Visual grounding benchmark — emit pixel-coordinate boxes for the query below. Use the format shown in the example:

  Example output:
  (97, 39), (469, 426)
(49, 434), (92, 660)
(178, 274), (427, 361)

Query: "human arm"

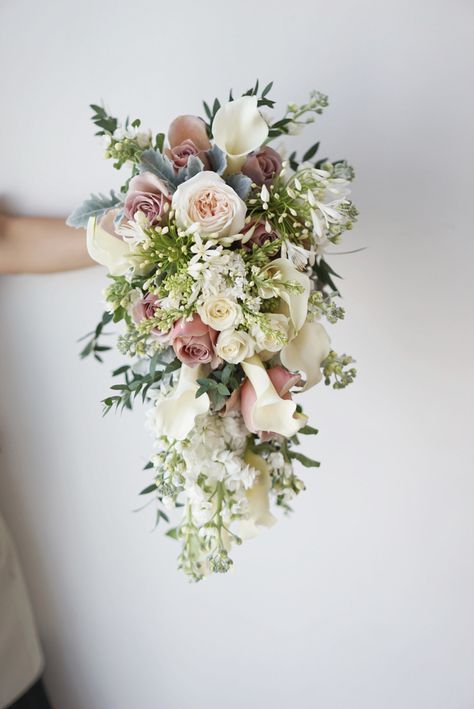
(0, 215), (94, 274)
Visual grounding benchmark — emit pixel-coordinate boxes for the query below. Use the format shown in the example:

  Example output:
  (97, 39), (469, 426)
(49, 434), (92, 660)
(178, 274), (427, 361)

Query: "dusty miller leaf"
(207, 144), (227, 175)
(66, 190), (122, 228)
(139, 149), (185, 191)
(225, 173), (252, 200)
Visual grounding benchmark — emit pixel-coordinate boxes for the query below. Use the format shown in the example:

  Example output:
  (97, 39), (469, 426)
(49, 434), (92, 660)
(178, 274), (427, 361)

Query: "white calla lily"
(212, 96), (269, 172)
(86, 216), (131, 276)
(152, 364), (210, 441)
(281, 320), (331, 390)
(239, 449), (276, 539)
(241, 355), (304, 437)
(260, 257), (310, 335)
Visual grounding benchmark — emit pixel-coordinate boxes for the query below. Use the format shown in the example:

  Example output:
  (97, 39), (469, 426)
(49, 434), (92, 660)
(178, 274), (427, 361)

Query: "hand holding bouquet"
(69, 81), (358, 581)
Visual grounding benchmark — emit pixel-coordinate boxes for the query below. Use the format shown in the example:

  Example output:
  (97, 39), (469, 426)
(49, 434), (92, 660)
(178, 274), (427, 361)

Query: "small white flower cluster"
(288, 165), (356, 257)
(267, 451), (304, 506)
(147, 412), (266, 579)
(152, 414), (258, 528)
(177, 413), (256, 524)
(189, 235), (248, 305)
(103, 125), (152, 150)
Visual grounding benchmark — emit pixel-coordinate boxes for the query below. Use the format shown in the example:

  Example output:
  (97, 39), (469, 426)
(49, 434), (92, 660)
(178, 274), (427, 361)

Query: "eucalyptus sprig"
(102, 350), (180, 414)
(78, 311), (113, 362)
(196, 363), (245, 412)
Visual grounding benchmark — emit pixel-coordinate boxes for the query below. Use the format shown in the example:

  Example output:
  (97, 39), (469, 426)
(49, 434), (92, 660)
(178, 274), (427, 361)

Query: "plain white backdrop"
(1, 0), (473, 707)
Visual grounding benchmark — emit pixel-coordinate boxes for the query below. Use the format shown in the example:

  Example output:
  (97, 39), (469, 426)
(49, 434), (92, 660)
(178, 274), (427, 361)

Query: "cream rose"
(215, 329), (255, 364)
(252, 313), (291, 355)
(172, 171), (246, 237)
(198, 296), (241, 331)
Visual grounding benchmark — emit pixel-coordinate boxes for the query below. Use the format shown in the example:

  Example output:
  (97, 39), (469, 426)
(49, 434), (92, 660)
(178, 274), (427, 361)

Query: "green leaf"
(139, 484), (157, 495)
(164, 359), (181, 374)
(128, 379), (142, 391)
(289, 451), (320, 468)
(154, 132), (165, 152)
(303, 141), (320, 162)
(143, 461), (153, 470)
(262, 81), (273, 97)
(166, 527), (178, 540)
(90, 103), (118, 136)
(298, 425), (319, 435)
(112, 307), (124, 323)
(113, 365), (130, 377)
(80, 341), (93, 358)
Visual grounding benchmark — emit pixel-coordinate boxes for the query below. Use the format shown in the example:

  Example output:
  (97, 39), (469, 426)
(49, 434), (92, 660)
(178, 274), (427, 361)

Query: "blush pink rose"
(240, 366), (301, 438)
(124, 172), (171, 225)
(242, 220), (279, 250)
(171, 314), (220, 368)
(132, 292), (171, 343)
(132, 292), (159, 323)
(241, 146), (282, 186)
(167, 116), (211, 170)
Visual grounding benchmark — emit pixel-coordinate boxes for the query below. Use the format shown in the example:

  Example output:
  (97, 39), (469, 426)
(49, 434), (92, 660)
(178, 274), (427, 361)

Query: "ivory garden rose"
(172, 171), (246, 237)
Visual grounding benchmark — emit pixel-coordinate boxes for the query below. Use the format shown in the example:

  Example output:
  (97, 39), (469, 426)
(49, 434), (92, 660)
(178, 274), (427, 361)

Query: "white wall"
(0, 1), (473, 707)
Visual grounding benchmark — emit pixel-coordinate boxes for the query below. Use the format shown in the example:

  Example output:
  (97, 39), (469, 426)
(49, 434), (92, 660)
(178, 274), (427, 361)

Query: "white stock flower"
(212, 96), (269, 172)
(86, 215), (131, 276)
(238, 450), (276, 539)
(151, 364), (210, 441)
(172, 171), (246, 238)
(198, 296), (241, 331)
(215, 329), (255, 364)
(259, 257), (310, 335)
(281, 320), (331, 390)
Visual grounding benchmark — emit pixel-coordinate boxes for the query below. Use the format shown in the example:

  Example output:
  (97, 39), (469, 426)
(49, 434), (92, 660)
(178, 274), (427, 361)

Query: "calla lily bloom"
(238, 449), (277, 539)
(240, 356), (304, 438)
(212, 96), (269, 172)
(152, 364), (210, 441)
(86, 214), (131, 276)
(281, 320), (331, 390)
(260, 257), (310, 335)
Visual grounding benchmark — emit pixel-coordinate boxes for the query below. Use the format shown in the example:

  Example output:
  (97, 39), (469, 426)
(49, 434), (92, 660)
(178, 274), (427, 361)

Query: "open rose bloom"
(70, 82), (358, 580)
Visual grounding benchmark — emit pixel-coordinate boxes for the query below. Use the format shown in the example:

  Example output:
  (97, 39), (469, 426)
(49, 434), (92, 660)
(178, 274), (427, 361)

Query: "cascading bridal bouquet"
(69, 81), (358, 581)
